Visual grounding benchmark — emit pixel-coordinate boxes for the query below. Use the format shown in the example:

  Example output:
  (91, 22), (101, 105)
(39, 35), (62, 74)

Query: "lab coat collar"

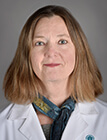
(7, 101), (99, 140)
(8, 101), (98, 120)
(78, 101), (99, 115)
(7, 104), (31, 120)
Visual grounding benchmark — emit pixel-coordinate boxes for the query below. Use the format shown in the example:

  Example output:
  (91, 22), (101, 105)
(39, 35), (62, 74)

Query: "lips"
(44, 63), (60, 67)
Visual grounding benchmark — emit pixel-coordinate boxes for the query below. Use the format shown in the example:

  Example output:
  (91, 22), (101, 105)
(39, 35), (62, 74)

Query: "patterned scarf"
(33, 94), (75, 140)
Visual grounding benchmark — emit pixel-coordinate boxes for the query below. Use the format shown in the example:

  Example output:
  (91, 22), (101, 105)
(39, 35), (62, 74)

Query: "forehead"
(34, 15), (69, 35)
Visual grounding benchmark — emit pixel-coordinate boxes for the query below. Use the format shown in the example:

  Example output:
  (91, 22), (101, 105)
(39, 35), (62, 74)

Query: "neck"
(40, 79), (71, 106)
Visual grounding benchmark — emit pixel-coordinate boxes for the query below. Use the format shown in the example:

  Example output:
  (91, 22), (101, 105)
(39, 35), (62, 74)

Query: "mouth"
(44, 63), (60, 67)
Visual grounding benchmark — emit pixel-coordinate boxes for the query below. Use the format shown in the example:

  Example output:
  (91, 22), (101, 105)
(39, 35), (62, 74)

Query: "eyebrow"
(33, 34), (70, 39)
(33, 36), (46, 39)
(57, 34), (70, 38)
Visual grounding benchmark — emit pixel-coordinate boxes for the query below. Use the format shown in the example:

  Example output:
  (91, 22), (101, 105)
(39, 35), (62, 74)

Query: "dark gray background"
(0, 0), (107, 111)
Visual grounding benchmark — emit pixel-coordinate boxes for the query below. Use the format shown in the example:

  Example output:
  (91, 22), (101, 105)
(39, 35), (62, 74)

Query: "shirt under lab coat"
(0, 99), (107, 140)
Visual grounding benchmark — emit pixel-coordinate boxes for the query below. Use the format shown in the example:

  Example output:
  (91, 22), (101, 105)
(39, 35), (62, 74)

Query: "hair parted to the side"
(3, 5), (103, 104)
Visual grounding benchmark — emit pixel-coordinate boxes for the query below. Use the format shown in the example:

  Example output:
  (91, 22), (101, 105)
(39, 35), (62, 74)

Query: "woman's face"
(30, 15), (75, 83)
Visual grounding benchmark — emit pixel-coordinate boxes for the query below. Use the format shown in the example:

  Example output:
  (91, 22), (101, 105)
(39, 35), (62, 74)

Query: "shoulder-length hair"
(3, 5), (103, 104)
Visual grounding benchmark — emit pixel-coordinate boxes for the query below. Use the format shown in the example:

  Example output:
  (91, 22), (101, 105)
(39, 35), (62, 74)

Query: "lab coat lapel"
(61, 101), (98, 140)
(8, 104), (46, 140)
(61, 103), (88, 140)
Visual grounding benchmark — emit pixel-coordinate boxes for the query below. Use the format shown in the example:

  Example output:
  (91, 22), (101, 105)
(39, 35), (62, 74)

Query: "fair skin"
(30, 15), (75, 124)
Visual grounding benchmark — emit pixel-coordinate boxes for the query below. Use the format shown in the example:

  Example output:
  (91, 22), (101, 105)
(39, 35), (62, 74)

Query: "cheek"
(70, 52), (75, 66)
(67, 55), (75, 72)
(30, 52), (41, 73)
(64, 48), (75, 69)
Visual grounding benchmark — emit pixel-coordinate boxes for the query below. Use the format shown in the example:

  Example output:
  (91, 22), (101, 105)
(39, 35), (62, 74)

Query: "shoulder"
(94, 99), (107, 116)
(0, 103), (33, 120)
(0, 104), (14, 118)
(94, 99), (107, 112)
(95, 98), (107, 107)
(76, 99), (107, 128)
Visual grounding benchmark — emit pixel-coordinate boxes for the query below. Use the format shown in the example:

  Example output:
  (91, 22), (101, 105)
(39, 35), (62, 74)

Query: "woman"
(0, 5), (107, 140)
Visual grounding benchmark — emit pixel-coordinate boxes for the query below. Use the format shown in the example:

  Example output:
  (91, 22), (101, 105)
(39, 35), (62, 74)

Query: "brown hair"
(3, 5), (103, 104)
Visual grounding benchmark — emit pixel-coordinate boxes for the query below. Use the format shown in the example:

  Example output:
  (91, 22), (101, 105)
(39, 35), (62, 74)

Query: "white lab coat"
(0, 99), (107, 140)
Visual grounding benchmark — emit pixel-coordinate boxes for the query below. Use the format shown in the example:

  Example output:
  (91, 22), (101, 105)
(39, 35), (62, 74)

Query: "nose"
(44, 43), (58, 58)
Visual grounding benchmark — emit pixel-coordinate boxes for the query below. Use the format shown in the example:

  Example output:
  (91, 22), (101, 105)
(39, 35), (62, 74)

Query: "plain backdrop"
(0, 0), (107, 111)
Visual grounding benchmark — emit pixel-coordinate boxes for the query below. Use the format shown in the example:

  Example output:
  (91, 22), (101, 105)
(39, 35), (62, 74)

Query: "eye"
(58, 40), (68, 45)
(35, 41), (45, 46)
